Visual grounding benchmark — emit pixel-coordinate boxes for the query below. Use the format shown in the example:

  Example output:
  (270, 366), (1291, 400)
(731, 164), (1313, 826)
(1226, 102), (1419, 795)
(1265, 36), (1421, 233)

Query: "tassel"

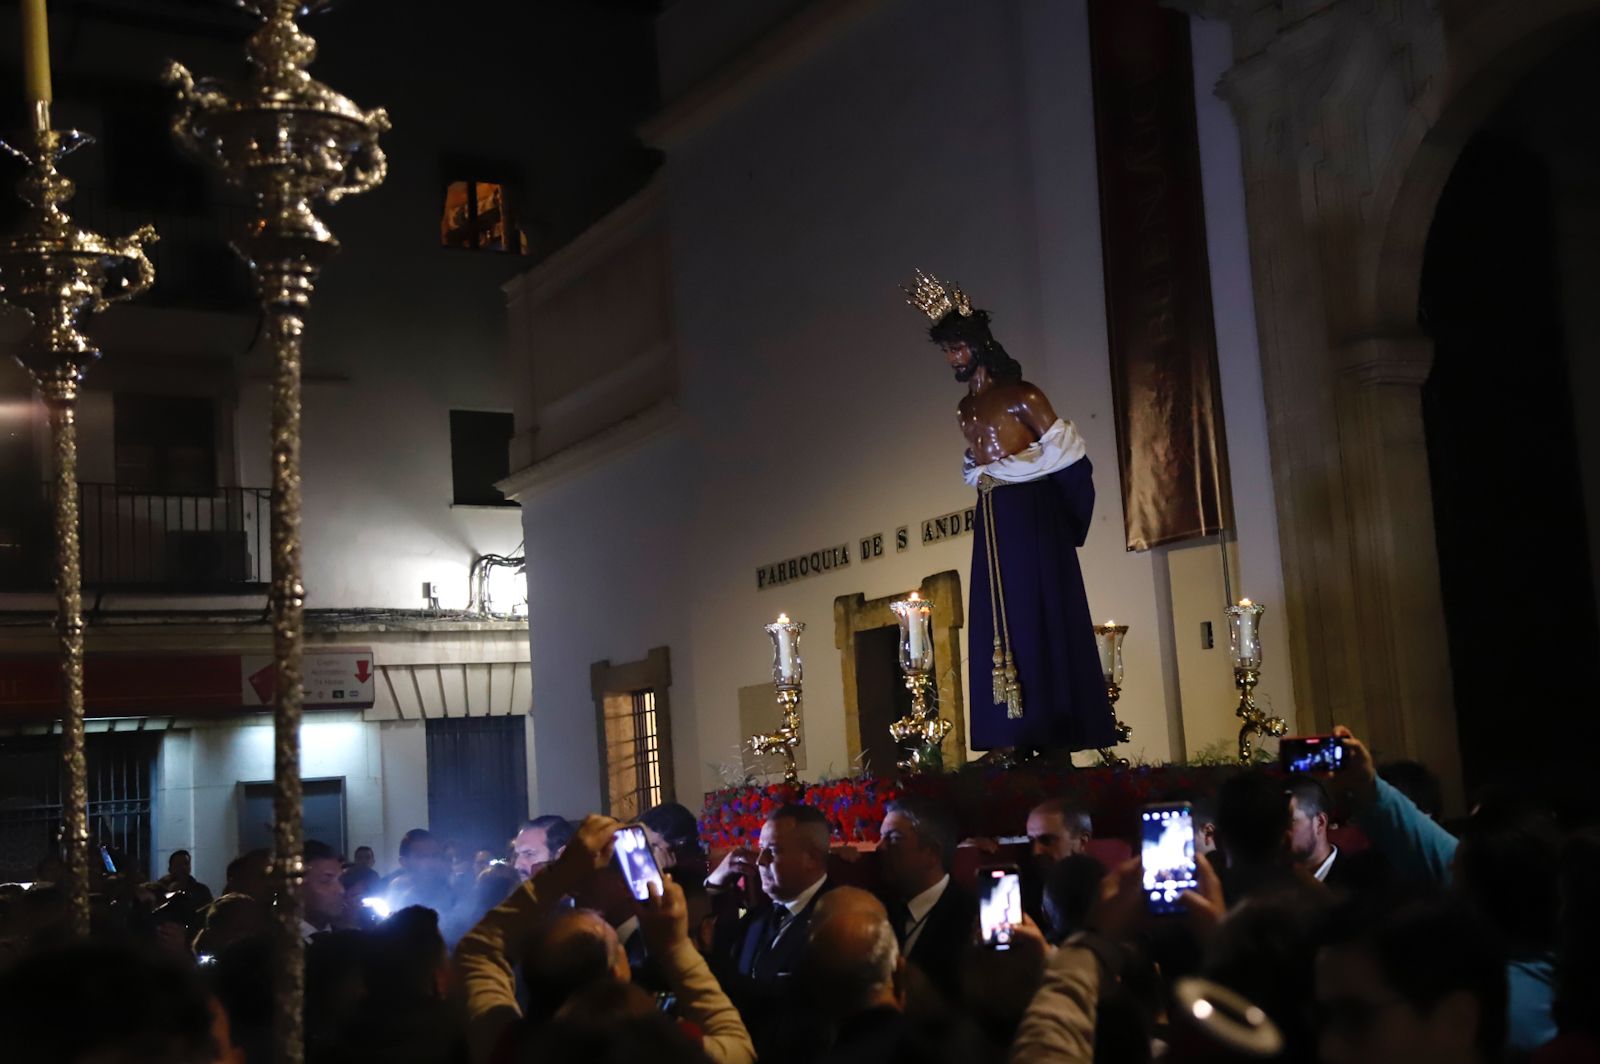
(1004, 656), (1023, 719)
(992, 643), (1006, 705)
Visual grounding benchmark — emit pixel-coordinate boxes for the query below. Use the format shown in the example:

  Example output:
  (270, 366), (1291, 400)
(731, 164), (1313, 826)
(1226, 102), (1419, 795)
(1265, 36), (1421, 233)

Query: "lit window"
(601, 690), (666, 821)
(440, 180), (528, 254)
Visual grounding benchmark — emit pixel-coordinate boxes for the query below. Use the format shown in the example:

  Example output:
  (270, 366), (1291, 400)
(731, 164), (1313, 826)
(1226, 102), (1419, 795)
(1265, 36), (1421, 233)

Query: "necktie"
(769, 904), (792, 945)
(749, 905), (792, 977)
(888, 901), (911, 944)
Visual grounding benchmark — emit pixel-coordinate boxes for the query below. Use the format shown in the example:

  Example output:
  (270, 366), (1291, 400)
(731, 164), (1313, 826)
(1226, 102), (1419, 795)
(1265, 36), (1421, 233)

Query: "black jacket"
(713, 878), (835, 1064)
(896, 880), (977, 1002)
(730, 878), (831, 984)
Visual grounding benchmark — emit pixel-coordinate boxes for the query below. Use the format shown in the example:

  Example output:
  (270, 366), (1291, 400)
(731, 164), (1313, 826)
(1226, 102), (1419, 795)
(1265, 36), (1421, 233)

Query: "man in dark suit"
(1288, 775), (1387, 896)
(708, 803), (834, 1062)
(877, 796), (976, 1001)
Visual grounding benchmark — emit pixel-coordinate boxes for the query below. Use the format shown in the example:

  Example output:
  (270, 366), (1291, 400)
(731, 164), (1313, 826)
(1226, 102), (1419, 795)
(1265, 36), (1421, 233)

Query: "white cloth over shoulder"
(963, 418), (1088, 487)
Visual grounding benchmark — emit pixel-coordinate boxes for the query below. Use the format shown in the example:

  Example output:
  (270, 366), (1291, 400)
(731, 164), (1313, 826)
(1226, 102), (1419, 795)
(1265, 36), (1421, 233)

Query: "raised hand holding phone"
(637, 874), (689, 954)
(1140, 802), (1198, 915)
(543, 814), (622, 895)
(613, 824), (665, 902)
(1321, 725), (1379, 813)
(978, 864), (1023, 949)
(1279, 735), (1350, 774)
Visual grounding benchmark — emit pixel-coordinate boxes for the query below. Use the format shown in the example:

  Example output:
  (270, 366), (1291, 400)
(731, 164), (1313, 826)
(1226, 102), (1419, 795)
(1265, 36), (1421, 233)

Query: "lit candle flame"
(1104, 619), (1115, 627)
(908, 591), (920, 602)
(1238, 598), (1253, 608)
(776, 613), (789, 625)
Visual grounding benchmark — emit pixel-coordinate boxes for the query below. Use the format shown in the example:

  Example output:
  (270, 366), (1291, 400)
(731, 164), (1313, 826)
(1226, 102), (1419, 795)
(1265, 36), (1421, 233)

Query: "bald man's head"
(813, 885), (889, 924)
(803, 886), (904, 1019)
(523, 908), (631, 1017)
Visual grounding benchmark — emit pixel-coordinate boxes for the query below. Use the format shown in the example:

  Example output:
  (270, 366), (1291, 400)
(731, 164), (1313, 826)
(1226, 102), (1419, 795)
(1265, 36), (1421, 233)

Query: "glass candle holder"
(1093, 621), (1128, 686)
(1225, 599), (1265, 670)
(765, 614), (805, 686)
(889, 591), (934, 673)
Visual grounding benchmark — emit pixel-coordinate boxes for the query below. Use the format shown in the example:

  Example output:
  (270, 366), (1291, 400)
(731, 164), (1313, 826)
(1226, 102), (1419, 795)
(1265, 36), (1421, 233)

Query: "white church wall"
(516, 0), (1288, 812)
(1189, 15), (1298, 732)
(520, 431), (694, 815)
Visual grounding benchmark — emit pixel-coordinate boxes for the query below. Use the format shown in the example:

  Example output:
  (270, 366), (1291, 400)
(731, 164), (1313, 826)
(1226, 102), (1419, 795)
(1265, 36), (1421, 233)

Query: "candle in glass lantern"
(1097, 620), (1115, 682)
(21, 0), (51, 105)
(1227, 599), (1264, 669)
(772, 614), (798, 682)
(907, 592), (926, 663)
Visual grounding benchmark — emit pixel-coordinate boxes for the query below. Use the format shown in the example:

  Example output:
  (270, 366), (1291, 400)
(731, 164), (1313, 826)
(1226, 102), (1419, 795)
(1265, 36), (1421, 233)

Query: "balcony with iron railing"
(0, 482), (270, 594)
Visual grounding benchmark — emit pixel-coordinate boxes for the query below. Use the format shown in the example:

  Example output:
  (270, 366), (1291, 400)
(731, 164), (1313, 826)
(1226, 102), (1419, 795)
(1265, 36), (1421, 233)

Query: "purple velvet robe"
(967, 456), (1116, 751)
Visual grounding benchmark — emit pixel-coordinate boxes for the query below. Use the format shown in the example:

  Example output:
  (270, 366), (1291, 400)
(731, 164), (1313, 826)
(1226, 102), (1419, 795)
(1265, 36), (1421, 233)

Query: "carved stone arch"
(1368, 1), (1600, 331)
(1187, 0), (1600, 810)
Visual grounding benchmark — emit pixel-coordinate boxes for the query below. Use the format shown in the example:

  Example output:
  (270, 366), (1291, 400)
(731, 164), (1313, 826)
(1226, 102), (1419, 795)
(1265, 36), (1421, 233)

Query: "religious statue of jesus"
(906, 269), (1116, 754)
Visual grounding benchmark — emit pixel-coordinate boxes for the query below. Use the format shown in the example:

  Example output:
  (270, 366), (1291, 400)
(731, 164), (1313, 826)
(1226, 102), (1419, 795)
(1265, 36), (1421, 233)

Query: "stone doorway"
(1418, 35), (1600, 800)
(833, 570), (966, 774)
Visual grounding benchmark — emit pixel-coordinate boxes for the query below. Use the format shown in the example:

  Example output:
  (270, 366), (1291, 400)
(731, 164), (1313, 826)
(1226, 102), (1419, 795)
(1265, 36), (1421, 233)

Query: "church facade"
(506, 0), (1600, 817)
(501, 0), (1295, 815)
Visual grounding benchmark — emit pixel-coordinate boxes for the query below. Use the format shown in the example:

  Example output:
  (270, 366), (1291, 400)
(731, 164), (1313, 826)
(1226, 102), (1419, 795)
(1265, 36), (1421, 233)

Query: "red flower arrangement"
(700, 763), (1237, 853)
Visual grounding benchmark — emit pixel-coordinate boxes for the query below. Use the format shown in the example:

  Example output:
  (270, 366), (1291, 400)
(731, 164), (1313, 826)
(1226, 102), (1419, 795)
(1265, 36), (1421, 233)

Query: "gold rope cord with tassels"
(979, 476), (1023, 718)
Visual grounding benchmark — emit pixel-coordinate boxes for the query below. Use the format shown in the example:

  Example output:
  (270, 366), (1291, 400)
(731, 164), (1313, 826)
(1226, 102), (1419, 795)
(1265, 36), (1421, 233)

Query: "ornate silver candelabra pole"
(167, 4), (387, 1060)
(888, 592), (952, 772)
(1226, 598), (1285, 762)
(0, 100), (156, 934)
(1094, 621), (1133, 768)
(751, 614), (805, 785)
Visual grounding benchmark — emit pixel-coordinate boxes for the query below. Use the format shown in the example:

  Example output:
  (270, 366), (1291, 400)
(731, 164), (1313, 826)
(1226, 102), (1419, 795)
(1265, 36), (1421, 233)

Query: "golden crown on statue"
(903, 267), (975, 321)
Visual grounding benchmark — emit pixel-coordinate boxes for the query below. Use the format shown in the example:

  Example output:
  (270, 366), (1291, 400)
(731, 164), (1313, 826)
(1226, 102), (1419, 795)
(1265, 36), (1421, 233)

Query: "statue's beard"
(953, 362), (977, 383)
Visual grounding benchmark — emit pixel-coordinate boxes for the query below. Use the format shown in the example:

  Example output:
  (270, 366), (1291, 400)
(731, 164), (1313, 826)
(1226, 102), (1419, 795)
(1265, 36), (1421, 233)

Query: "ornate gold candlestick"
(1227, 599), (1285, 762)
(888, 592), (952, 772)
(750, 614), (805, 785)
(168, 4), (387, 1060)
(0, 102), (156, 934)
(1094, 621), (1132, 767)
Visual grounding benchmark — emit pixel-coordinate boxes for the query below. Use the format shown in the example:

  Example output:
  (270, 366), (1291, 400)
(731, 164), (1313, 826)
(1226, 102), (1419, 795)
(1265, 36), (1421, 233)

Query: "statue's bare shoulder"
(960, 379), (1062, 463)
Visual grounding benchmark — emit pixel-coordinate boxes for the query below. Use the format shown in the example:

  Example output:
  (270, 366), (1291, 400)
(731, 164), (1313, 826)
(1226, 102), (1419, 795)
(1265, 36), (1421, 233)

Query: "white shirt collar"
(777, 873), (828, 918)
(907, 874), (950, 926)
(903, 874), (950, 954)
(1312, 845), (1339, 882)
(300, 918), (324, 942)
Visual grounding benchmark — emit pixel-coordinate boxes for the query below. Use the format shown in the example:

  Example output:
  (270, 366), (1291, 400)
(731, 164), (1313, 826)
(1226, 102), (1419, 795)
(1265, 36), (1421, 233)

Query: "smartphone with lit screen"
(977, 864), (1022, 949)
(613, 825), (665, 902)
(1141, 802), (1197, 915)
(1279, 735), (1349, 774)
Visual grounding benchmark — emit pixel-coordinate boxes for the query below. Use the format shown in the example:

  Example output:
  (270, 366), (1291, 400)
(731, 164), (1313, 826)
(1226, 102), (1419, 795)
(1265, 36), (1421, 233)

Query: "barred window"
(600, 690), (665, 821)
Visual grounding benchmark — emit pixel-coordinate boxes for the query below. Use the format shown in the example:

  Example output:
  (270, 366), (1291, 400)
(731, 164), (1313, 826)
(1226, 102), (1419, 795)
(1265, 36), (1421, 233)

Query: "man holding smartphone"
(454, 814), (755, 1064)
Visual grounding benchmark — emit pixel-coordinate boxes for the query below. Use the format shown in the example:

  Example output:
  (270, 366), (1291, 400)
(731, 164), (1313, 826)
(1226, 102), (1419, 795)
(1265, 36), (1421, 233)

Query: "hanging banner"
(1088, 0), (1234, 551)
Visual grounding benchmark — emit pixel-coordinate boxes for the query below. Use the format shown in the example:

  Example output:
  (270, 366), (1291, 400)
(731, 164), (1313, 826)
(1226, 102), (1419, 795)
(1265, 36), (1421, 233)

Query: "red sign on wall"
(0, 647), (375, 723)
(240, 649), (375, 710)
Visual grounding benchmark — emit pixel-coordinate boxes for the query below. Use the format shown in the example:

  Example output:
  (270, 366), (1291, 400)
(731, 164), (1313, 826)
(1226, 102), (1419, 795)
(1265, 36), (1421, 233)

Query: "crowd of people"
(2, 724), (1597, 1064)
